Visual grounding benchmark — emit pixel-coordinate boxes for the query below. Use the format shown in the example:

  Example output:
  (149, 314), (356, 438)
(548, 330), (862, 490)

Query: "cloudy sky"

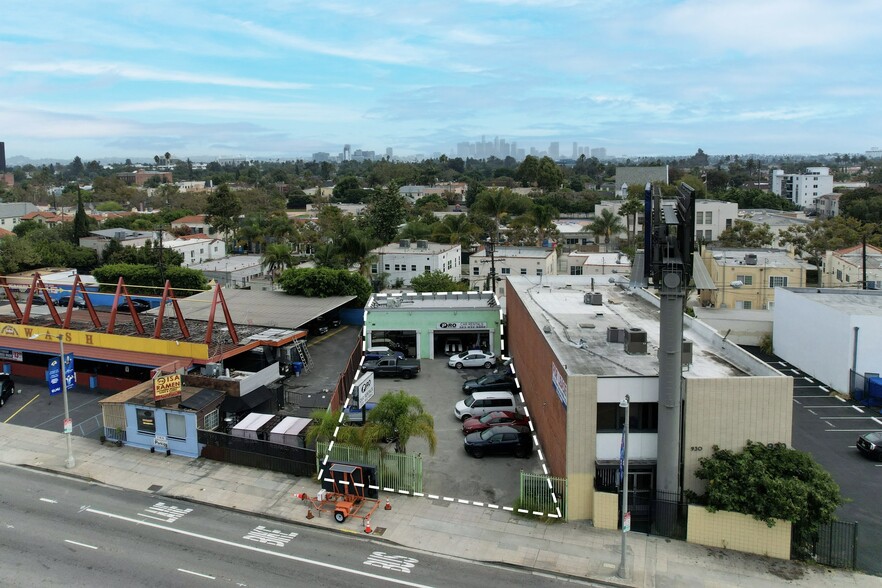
(2, 0), (881, 162)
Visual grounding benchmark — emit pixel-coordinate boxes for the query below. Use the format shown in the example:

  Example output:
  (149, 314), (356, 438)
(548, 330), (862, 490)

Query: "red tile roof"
(172, 214), (208, 224)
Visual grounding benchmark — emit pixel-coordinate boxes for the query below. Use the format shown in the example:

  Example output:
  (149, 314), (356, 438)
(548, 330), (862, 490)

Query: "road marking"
(794, 395), (835, 398)
(848, 445), (857, 448)
(825, 429), (882, 432)
(2, 394), (41, 423)
(65, 539), (97, 550)
(800, 405), (857, 409)
(243, 525), (297, 547)
(804, 377), (814, 384)
(822, 416), (882, 420)
(364, 551), (418, 574)
(825, 421), (835, 427)
(820, 386), (829, 393)
(86, 508), (435, 588)
(139, 502), (192, 524)
(793, 399), (802, 405)
(836, 396), (846, 402)
(40, 498), (58, 504)
(808, 410), (816, 415)
(178, 569), (215, 580)
(852, 405), (865, 413)
(873, 418), (882, 426)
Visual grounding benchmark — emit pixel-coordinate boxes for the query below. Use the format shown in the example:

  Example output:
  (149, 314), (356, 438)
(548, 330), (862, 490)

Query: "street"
(0, 464), (585, 587)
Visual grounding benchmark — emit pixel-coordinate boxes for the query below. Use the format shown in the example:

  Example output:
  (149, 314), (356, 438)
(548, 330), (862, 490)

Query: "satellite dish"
(730, 280), (744, 288)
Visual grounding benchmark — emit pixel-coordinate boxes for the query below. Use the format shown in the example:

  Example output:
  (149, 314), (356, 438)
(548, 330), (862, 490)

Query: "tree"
(205, 184), (243, 250)
(277, 267), (372, 306)
(470, 188), (530, 241)
(536, 156), (564, 191)
(261, 243), (295, 281)
(691, 441), (842, 560)
(590, 208), (625, 244)
(164, 151), (171, 166)
(72, 188), (91, 240)
(515, 155), (540, 187)
(362, 182), (408, 244)
(717, 220), (774, 247)
(409, 270), (468, 293)
(431, 214), (481, 249)
(778, 217), (868, 285)
(365, 391), (437, 455)
(304, 408), (371, 448)
(617, 195), (643, 246)
(92, 264), (207, 294)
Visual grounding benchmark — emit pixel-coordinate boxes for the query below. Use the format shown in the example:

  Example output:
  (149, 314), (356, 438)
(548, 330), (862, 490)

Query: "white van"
(454, 391), (517, 421)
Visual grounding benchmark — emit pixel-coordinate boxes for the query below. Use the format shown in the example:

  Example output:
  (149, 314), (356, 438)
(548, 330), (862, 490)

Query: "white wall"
(596, 376), (658, 403)
(597, 432), (656, 461)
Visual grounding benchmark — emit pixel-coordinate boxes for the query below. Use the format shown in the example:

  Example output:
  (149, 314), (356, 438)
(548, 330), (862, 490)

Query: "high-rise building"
(0, 141), (5, 172)
(343, 144), (351, 161)
(386, 147), (393, 159)
(591, 147), (607, 159)
(572, 142), (578, 159)
(549, 142), (560, 159)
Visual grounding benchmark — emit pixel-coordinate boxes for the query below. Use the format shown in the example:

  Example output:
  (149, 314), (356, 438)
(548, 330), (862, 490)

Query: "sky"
(2, 0), (882, 162)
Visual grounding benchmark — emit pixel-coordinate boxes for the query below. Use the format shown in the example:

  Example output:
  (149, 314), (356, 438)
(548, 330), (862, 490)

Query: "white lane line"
(873, 418), (882, 426)
(86, 508), (435, 588)
(825, 421), (835, 427)
(793, 399), (802, 405)
(805, 378), (814, 384)
(178, 569), (215, 580)
(808, 410), (817, 415)
(825, 429), (882, 432)
(852, 405), (865, 413)
(40, 498), (58, 504)
(795, 395), (836, 398)
(820, 386), (829, 393)
(823, 416), (882, 420)
(836, 396), (846, 402)
(800, 405), (856, 409)
(65, 540), (98, 550)
(848, 445), (857, 448)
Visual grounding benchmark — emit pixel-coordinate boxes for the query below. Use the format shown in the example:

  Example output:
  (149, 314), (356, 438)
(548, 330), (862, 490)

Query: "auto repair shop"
(364, 291), (503, 359)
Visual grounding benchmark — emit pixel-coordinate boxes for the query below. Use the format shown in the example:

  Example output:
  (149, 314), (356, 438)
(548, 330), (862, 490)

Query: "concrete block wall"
(687, 505), (791, 559)
(592, 491), (618, 530)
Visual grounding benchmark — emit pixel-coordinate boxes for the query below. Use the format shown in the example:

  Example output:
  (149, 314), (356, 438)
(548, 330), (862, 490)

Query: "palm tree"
(590, 208), (626, 245)
(164, 151), (171, 166)
(365, 391), (437, 455)
(431, 214), (481, 250)
(530, 203), (559, 246)
(313, 242), (342, 268)
(617, 196), (644, 246)
(305, 409), (369, 448)
(261, 243), (295, 282)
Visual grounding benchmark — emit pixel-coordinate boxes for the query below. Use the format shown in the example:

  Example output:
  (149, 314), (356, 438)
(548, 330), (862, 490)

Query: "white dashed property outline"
(315, 312), (563, 520)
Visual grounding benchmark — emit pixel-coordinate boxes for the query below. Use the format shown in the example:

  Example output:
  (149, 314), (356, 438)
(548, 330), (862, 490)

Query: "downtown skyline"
(2, 1), (881, 161)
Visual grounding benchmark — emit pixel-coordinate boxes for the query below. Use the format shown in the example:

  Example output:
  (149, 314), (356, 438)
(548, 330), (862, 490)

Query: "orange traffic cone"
(364, 518), (372, 534)
(306, 509), (314, 520)
(384, 499), (392, 511)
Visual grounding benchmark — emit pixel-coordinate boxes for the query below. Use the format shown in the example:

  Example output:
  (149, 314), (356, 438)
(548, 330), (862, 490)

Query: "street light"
(31, 333), (75, 469)
(618, 394), (630, 580)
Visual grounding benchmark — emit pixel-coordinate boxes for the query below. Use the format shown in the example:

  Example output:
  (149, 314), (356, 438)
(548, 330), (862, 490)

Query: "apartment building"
(822, 245), (882, 290)
(371, 239), (462, 287)
(770, 167), (833, 209)
(469, 245), (557, 296)
(699, 246), (809, 310)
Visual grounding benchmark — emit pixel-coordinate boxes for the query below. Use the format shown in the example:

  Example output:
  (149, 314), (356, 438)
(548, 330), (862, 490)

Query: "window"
(473, 266), (480, 275)
(735, 274), (753, 286)
(570, 266), (583, 275)
(696, 211), (704, 224)
(769, 276), (788, 288)
(705, 212), (712, 224)
(500, 267), (511, 275)
(424, 265), (431, 273)
(200, 248), (204, 254)
(846, 275), (850, 283)
(371, 263), (378, 274)
(166, 413), (186, 440)
(520, 268), (527, 275)
(536, 269), (543, 276)
(836, 270), (842, 281)
(704, 230), (712, 239)
(411, 265), (416, 271)
(596, 402), (658, 432)
(735, 300), (752, 309)
(384, 264), (390, 271)
(726, 219), (732, 229)
(447, 260), (453, 269)
(203, 408), (219, 431)
(136, 409), (156, 434)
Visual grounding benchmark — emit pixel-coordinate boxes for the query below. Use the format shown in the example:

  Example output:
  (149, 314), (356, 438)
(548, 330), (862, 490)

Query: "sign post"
(353, 372), (375, 423)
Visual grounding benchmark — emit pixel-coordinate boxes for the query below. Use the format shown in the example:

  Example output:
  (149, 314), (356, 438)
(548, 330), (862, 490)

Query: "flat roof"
(368, 290), (499, 310)
(506, 276), (746, 378)
(190, 255), (263, 272)
(783, 288), (882, 316)
(150, 288), (355, 329)
(373, 241), (459, 255)
(705, 247), (807, 269)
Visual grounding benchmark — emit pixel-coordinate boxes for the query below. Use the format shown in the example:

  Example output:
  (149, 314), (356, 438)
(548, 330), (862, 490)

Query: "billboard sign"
(354, 371), (375, 409)
(153, 374), (182, 402)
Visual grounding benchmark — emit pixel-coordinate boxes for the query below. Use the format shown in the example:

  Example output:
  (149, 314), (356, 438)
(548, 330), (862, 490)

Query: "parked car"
(57, 295), (87, 309)
(364, 347), (406, 361)
(857, 432), (882, 460)
(361, 356), (421, 379)
(344, 402), (377, 425)
(462, 371), (516, 394)
(448, 350), (497, 370)
(454, 391), (517, 421)
(462, 411), (529, 435)
(463, 425), (532, 458)
(117, 298), (151, 313)
(0, 374), (15, 408)
(305, 318), (329, 336)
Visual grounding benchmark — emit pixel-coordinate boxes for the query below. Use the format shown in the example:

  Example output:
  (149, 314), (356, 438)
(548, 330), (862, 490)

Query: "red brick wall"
(507, 281), (568, 478)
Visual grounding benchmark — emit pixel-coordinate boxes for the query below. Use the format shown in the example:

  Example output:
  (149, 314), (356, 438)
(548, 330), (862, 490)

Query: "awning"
(691, 252), (717, 290)
(1, 336), (194, 369)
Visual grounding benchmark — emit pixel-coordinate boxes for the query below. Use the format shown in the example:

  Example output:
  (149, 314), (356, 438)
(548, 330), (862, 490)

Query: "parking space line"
(793, 399), (801, 405)
(836, 396), (846, 402)
(874, 418), (882, 426)
(794, 395), (834, 398)
(825, 421), (835, 427)
(2, 394), (42, 423)
(800, 405), (858, 409)
(820, 386), (829, 393)
(825, 429), (882, 432)
(852, 405), (865, 413)
(808, 409), (816, 415)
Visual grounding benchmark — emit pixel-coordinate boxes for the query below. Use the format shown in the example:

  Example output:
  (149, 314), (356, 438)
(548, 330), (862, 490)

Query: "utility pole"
(485, 237), (497, 293)
(158, 225), (165, 285)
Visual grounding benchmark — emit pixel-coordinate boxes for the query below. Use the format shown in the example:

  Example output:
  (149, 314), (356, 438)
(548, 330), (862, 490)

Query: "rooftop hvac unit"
(387, 297), (401, 308)
(682, 340), (693, 366)
(867, 281), (880, 290)
(624, 328), (647, 355)
(202, 362), (222, 377)
(607, 326), (625, 343)
(416, 240), (428, 249)
(744, 254), (758, 265)
(399, 239), (411, 248)
(583, 292), (603, 305)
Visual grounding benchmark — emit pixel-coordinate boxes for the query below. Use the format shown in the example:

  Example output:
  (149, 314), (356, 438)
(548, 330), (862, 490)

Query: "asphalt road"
(0, 464), (580, 588)
(743, 346), (880, 575)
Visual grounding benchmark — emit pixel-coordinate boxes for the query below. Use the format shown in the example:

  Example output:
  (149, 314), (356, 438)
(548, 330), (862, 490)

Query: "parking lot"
(366, 357), (544, 509)
(0, 374), (108, 439)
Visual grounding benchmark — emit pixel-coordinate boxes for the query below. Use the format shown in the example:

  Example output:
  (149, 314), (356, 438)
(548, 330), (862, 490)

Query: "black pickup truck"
(361, 357), (422, 379)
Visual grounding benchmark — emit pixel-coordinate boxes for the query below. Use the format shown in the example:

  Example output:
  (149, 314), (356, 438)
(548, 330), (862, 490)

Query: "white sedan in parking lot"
(448, 351), (497, 369)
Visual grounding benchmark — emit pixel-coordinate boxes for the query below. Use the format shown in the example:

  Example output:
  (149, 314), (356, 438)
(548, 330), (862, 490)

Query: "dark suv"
(0, 374), (15, 408)
(463, 425), (532, 458)
(462, 371), (516, 394)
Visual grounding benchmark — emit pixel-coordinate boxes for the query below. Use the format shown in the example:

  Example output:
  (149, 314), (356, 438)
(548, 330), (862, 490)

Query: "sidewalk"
(1, 423), (877, 587)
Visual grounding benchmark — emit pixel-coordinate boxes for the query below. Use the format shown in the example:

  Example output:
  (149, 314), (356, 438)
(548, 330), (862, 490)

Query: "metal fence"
(798, 520), (858, 569)
(316, 441), (423, 494)
(649, 490), (688, 540)
(519, 471), (567, 519)
(198, 429), (316, 477)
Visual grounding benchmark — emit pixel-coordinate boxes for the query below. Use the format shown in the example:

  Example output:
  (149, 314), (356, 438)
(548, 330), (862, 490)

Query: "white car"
(448, 351), (497, 370)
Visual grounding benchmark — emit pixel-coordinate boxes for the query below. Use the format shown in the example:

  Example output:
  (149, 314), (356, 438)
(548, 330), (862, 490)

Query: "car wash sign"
(551, 363), (568, 409)
(437, 322), (488, 330)
(153, 374), (182, 402)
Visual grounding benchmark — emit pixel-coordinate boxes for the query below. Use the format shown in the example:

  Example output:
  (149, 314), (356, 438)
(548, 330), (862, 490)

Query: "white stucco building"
(164, 236), (227, 268)
(469, 245), (557, 296)
(770, 167), (834, 209)
(371, 240), (462, 287)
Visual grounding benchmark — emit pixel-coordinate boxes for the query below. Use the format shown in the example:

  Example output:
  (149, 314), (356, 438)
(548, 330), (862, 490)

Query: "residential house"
(21, 210), (65, 226)
(469, 245), (557, 296)
(163, 236), (227, 268)
(0, 202), (38, 231)
(822, 245), (882, 289)
(614, 166), (669, 197)
(190, 255), (265, 288)
(593, 199), (737, 244)
(117, 170), (173, 186)
(699, 246), (809, 310)
(171, 214), (215, 236)
(79, 229), (172, 257)
(561, 251), (631, 277)
(816, 193), (841, 218)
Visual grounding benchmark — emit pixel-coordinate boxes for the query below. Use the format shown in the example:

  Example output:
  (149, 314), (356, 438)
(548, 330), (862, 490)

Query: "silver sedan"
(448, 351), (497, 369)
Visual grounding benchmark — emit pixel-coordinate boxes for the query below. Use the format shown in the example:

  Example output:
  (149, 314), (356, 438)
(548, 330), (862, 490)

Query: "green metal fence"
(316, 441), (423, 494)
(519, 471), (567, 520)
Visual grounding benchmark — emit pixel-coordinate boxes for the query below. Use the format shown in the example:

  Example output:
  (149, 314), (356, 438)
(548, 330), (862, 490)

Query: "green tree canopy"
(409, 270), (468, 293)
(590, 208), (625, 244)
(92, 263), (207, 294)
(691, 441), (842, 559)
(366, 390), (437, 454)
(717, 220), (774, 247)
(361, 182), (408, 244)
(277, 267), (372, 306)
(205, 184), (243, 248)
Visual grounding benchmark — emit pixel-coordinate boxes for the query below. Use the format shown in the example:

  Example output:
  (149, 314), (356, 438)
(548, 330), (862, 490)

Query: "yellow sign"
(153, 374), (182, 401)
(0, 322), (210, 360)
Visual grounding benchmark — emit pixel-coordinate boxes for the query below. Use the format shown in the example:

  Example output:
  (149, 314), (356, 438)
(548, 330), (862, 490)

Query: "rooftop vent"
(744, 253), (758, 265)
(624, 328), (647, 355)
(607, 326), (625, 343)
(584, 292), (603, 305)
(399, 239), (411, 248)
(416, 240), (428, 249)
